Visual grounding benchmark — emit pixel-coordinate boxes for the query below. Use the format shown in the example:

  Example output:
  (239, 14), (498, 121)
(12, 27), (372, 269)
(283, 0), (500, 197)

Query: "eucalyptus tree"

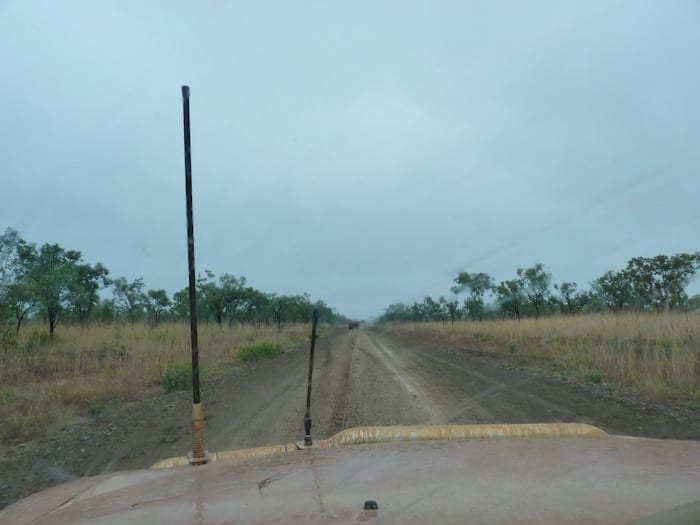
(147, 289), (171, 324)
(495, 279), (525, 320)
(112, 276), (147, 324)
(18, 243), (83, 337)
(453, 272), (494, 321)
(623, 253), (700, 310)
(517, 263), (551, 318)
(69, 262), (110, 322)
(553, 281), (589, 314)
(591, 270), (633, 312)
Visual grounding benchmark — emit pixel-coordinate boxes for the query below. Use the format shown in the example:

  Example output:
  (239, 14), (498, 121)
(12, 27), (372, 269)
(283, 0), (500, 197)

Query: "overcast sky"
(1, 1), (699, 319)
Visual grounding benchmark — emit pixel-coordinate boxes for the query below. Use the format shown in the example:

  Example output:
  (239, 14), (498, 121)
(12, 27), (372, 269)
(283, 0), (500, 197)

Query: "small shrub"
(0, 389), (16, 403)
(507, 340), (517, 354)
(551, 371), (569, 383)
(238, 342), (283, 363)
(581, 368), (604, 384)
(88, 401), (107, 417)
(685, 401), (700, 412)
(161, 364), (192, 392)
(87, 399), (121, 418)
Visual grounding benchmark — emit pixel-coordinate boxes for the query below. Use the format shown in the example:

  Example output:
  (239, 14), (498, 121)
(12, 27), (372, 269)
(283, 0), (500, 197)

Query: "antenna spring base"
(190, 402), (208, 465)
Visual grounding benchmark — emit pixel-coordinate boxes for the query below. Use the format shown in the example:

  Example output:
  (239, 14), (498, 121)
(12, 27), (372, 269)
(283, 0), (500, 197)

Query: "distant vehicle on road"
(348, 321), (360, 329)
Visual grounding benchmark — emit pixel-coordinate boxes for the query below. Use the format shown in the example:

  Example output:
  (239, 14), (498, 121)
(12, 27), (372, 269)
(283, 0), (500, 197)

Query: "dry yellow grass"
(0, 322), (311, 447)
(387, 313), (700, 402)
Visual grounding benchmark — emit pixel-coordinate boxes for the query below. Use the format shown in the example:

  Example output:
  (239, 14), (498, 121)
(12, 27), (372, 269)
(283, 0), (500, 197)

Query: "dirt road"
(2, 328), (698, 510)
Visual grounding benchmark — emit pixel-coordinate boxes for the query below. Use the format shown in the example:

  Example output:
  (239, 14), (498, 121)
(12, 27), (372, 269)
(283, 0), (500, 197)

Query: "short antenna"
(303, 308), (319, 446)
(181, 85), (207, 465)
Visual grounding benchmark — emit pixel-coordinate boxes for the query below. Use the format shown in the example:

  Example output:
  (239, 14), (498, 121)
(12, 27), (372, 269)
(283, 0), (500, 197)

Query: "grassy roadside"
(382, 313), (700, 406)
(0, 322), (313, 447)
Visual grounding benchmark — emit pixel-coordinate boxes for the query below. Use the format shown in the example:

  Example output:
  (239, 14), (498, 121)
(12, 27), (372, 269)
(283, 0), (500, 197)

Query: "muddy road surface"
(2, 328), (698, 510)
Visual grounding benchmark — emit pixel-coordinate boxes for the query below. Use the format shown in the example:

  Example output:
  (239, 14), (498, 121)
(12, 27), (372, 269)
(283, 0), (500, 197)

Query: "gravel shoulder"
(2, 327), (698, 510)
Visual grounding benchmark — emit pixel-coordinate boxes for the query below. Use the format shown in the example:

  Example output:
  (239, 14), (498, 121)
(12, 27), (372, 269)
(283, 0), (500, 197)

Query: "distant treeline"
(379, 254), (700, 324)
(0, 228), (348, 338)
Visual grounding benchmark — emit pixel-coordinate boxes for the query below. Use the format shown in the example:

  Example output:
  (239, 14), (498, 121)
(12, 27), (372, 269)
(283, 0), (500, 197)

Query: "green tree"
(517, 263), (551, 318)
(421, 296), (442, 322)
(624, 253), (700, 310)
(270, 295), (286, 330)
(147, 289), (171, 324)
(197, 272), (247, 325)
(553, 281), (589, 314)
(112, 276), (147, 324)
(0, 229), (36, 336)
(219, 274), (247, 324)
(438, 296), (449, 325)
(495, 279), (525, 320)
(239, 287), (269, 324)
(170, 288), (191, 321)
(446, 297), (459, 325)
(591, 270), (634, 312)
(18, 243), (82, 337)
(5, 280), (35, 335)
(69, 262), (110, 322)
(292, 293), (314, 323)
(379, 303), (411, 323)
(410, 301), (423, 321)
(269, 294), (308, 329)
(452, 272), (494, 321)
(313, 299), (337, 325)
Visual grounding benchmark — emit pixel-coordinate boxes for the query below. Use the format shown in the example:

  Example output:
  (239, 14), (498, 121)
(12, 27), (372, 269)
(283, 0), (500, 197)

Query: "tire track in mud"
(368, 335), (573, 425)
(407, 348), (578, 423)
(309, 329), (355, 437)
(336, 336), (357, 432)
(376, 328), (700, 439)
(339, 331), (443, 427)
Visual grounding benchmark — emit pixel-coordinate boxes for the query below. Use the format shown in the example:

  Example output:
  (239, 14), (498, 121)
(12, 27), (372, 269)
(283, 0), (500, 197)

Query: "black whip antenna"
(303, 308), (319, 446)
(182, 85), (207, 465)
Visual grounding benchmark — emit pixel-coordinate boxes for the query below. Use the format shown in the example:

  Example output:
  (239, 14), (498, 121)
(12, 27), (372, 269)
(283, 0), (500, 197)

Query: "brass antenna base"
(189, 403), (208, 465)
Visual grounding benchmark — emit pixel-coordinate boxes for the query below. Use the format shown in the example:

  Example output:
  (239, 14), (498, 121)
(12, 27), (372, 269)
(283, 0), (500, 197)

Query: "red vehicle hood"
(1, 424), (699, 524)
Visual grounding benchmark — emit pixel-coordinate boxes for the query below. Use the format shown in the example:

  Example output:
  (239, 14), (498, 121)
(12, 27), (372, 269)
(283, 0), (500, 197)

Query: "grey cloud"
(1, 1), (699, 319)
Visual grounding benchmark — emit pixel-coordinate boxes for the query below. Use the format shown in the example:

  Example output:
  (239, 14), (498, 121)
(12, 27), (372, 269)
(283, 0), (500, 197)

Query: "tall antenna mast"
(181, 85), (207, 465)
(303, 308), (319, 446)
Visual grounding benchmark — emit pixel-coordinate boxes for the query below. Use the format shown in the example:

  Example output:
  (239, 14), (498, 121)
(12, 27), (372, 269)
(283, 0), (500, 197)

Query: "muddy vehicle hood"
(2, 427), (699, 524)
